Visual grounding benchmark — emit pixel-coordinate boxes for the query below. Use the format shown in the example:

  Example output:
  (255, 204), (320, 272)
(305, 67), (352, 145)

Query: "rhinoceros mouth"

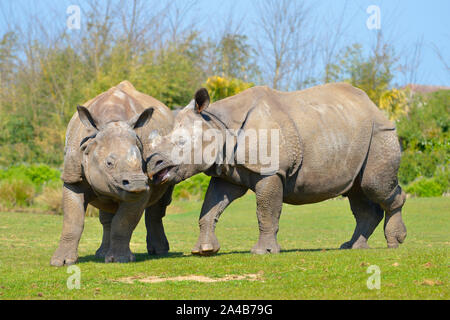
(151, 165), (175, 185)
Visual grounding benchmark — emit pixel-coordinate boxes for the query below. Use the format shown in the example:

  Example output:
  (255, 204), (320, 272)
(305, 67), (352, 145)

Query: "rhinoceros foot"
(147, 246), (169, 256)
(384, 210), (407, 249)
(339, 237), (370, 250)
(339, 241), (353, 249)
(95, 245), (109, 259)
(385, 223), (407, 249)
(50, 246), (78, 267)
(105, 248), (135, 263)
(146, 221), (170, 256)
(191, 234), (220, 256)
(250, 236), (281, 255)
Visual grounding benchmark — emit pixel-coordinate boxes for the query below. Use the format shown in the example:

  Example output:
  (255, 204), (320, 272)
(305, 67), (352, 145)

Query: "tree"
(379, 88), (408, 121)
(0, 31), (17, 90)
(398, 36), (424, 86)
(254, 0), (316, 90)
(319, 0), (355, 84)
(0, 0), (210, 166)
(204, 75), (254, 102)
(431, 36), (450, 79)
(215, 33), (259, 82)
(326, 42), (396, 104)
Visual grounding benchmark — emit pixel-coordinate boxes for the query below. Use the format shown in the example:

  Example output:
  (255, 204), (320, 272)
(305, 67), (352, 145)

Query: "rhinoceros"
(146, 83), (407, 255)
(50, 81), (174, 266)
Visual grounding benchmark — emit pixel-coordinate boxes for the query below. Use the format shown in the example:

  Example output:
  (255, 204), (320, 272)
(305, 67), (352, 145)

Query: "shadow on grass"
(77, 251), (186, 264)
(210, 248), (340, 256)
(189, 246), (390, 257)
(76, 246), (378, 264)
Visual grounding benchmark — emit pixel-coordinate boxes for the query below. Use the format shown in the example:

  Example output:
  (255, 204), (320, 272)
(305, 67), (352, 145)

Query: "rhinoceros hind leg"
(361, 184), (407, 248)
(359, 130), (407, 248)
(380, 186), (407, 248)
(146, 186), (173, 256)
(340, 186), (383, 250)
(251, 175), (283, 255)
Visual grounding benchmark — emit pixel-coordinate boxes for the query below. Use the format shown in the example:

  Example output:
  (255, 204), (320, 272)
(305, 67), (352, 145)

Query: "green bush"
(397, 90), (449, 187)
(0, 164), (60, 210)
(0, 164), (60, 190)
(172, 173), (211, 200)
(0, 177), (36, 208)
(434, 167), (450, 189)
(398, 149), (447, 185)
(405, 178), (445, 197)
(397, 90), (449, 152)
(34, 180), (63, 214)
(405, 166), (449, 197)
(22, 164), (61, 186)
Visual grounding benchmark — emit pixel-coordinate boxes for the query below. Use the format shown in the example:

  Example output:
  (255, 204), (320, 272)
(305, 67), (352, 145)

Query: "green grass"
(0, 196), (448, 300)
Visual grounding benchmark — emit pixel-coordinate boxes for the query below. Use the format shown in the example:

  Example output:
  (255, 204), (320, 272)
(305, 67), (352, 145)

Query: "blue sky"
(324, 0), (450, 85)
(1, 0), (449, 86)
(195, 0), (449, 86)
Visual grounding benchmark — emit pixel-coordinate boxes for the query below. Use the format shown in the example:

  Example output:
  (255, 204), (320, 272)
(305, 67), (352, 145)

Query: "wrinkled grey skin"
(147, 83), (407, 255)
(51, 81), (174, 266)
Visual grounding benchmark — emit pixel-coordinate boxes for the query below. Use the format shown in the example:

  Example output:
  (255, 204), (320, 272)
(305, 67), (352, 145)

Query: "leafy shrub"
(0, 164), (60, 189)
(397, 90), (449, 188)
(398, 149), (447, 185)
(0, 177), (36, 208)
(0, 164), (60, 210)
(22, 164), (61, 186)
(397, 90), (449, 152)
(379, 88), (408, 120)
(405, 178), (445, 197)
(205, 76), (254, 102)
(405, 166), (449, 197)
(433, 166), (450, 194)
(173, 173), (211, 200)
(34, 180), (63, 214)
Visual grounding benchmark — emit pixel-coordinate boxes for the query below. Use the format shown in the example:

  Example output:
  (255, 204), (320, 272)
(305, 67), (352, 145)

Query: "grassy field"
(0, 195), (448, 300)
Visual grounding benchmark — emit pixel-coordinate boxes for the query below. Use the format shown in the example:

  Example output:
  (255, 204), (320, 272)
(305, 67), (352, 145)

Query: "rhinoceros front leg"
(95, 210), (114, 258)
(145, 186), (173, 256)
(251, 175), (283, 254)
(192, 177), (248, 256)
(105, 197), (147, 263)
(50, 183), (88, 266)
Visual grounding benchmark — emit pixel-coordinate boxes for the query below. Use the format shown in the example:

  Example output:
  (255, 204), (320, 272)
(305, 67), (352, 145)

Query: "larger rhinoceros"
(146, 83), (407, 255)
(51, 81), (174, 266)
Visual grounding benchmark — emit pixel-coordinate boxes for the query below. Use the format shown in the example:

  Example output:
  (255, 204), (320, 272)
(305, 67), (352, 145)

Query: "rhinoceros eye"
(105, 155), (116, 169)
(177, 136), (187, 146)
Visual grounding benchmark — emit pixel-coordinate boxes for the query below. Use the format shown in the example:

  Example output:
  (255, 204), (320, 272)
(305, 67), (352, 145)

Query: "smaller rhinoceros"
(50, 81), (174, 266)
(146, 83), (407, 255)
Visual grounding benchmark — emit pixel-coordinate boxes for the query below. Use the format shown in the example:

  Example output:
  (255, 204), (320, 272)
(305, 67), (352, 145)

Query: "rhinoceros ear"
(77, 105), (98, 131)
(129, 107), (154, 129)
(194, 88), (210, 113)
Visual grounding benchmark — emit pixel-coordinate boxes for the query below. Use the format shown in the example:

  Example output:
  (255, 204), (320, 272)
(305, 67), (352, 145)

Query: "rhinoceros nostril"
(155, 160), (163, 167)
(122, 180), (130, 186)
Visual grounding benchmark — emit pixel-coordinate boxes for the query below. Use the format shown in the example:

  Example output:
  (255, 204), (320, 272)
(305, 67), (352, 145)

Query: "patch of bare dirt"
(415, 279), (444, 286)
(113, 272), (263, 284)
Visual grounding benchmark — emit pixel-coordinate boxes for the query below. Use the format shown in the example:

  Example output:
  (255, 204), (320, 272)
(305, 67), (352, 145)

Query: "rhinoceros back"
(283, 83), (395, 202)
(206, 83), (394, 201)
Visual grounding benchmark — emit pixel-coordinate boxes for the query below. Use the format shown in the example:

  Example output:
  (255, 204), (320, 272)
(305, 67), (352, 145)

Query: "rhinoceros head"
(146, 88), (218, 185)
(77, 105), (154, 201)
